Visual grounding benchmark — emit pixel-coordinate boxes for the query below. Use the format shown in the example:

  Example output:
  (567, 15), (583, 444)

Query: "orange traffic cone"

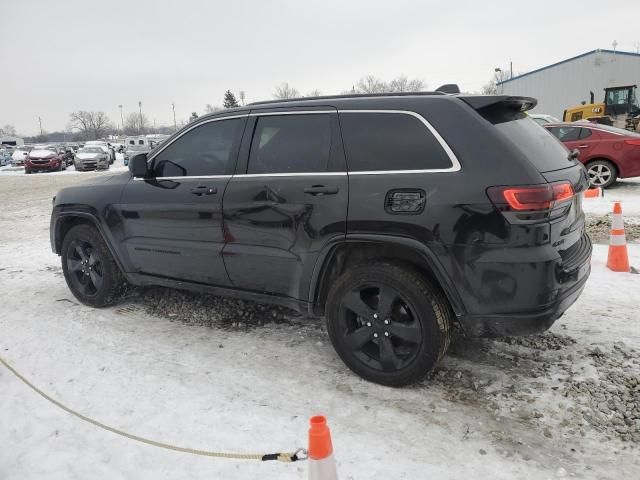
(308, 416), (338, 480)
(584, 187), (603, 198)
(607, 202), (630, 272)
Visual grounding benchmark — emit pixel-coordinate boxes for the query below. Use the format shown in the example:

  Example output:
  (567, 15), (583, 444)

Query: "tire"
(61, 224), (124, 307)
(326, 262), (452, 387)
(25, 168), (31, 174)
(586, 160), (617, 189)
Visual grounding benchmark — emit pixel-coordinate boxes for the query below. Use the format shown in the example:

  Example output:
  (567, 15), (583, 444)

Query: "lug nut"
(384, 319), (390, 325)
(373, 333), (379, 338)
(366, 322), (372, 327)
(384, 331), (389, 337)
(373, 313), (378, 319)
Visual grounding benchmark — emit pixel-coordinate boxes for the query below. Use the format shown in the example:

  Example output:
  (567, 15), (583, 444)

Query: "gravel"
(586, 214), (640, 244)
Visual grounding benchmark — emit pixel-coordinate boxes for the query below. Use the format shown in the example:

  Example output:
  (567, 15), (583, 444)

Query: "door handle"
(303, 185), (339, 196)
(190, 185), (217, 196)
(577, 145), (589, 148)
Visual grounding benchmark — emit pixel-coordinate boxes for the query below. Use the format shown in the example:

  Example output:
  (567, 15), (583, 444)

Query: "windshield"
(128, 145), (148, 151)
(80, 147), (103, 154)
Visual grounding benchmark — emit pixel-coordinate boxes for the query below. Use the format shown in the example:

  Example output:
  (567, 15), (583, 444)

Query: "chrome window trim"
(140, 109), (461, 180)
(338, 109), (461, 173)
(249, 110), (334, 116)
(147, 114), (249, 166)
(133, 174), (232, 181)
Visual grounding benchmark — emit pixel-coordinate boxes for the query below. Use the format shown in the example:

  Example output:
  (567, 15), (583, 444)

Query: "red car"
(543, 122), (640, 188)
(24, 145), (67, 174)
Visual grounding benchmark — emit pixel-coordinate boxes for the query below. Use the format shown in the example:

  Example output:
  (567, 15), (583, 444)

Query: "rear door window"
(247, 114), (331, 174)
(339, 112), (452, 171)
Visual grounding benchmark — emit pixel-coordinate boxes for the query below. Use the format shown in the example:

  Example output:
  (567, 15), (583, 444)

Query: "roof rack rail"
(248, 91), (446, 106)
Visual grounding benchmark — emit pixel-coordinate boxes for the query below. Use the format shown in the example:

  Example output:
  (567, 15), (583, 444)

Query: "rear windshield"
(493, 116), (571, 172)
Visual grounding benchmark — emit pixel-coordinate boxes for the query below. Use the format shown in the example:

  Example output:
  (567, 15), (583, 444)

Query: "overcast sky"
(2, 0), (639, 136)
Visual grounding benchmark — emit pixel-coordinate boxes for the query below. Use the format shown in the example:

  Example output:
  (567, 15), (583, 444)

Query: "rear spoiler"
(460, 95), (537, 113)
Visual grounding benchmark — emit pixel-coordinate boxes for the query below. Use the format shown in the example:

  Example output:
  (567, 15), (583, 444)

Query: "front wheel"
(326, 262), (452, 387)
(586, 160), (617, 188)
(61, 224), (124, 307)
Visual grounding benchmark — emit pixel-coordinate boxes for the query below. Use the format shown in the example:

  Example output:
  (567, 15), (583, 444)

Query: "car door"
(222, 108), (348, 299)
(118, 113), (248, 285)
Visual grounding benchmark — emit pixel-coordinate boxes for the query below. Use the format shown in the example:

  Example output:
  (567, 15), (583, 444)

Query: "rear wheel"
(326, 262), (452, 387)
(586, 160), (617, 188)
(61, 224), (124, 307)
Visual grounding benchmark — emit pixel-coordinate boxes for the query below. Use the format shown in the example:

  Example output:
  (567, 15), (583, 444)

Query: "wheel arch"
(308, 235), (465, 318)
(52, 209), (128, 274)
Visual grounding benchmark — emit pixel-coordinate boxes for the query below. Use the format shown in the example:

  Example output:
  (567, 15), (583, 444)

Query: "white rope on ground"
(0, 354), (306, 463)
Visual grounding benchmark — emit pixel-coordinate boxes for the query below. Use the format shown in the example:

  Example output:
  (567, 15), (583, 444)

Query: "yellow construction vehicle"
(563, 85), (640, 131)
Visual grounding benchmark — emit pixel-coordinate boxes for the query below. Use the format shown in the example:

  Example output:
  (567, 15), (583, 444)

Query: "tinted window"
(493, 117), (569, 172)
(247, 114), (331, 174)
(579, 128), (592, 139)
(546, 126), (580, 142)
(339, 112), (452, 171)
(153, 118), (244, 177)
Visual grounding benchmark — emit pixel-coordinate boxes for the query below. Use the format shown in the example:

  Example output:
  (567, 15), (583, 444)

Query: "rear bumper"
(458, 265), (589, 337)
(455, 233), (592, 337)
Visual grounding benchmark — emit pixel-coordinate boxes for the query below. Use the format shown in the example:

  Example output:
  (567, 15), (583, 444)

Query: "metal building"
(498, 49), (640, 119)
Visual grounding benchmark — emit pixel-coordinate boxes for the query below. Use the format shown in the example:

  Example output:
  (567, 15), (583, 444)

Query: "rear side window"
(247, 114), (331, 174)
(339, 112), (452, 172)
(579, 128), (592, 139)
(546, 126), (581, 142)
(153, 118), (244, 177)
(493, 117), (570, 172)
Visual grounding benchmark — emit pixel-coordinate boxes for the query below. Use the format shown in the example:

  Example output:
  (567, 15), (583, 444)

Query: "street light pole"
(118, 104), (124, 134)
(172, 102), (177, 131)
(38, 116), (43, 137)
(138, 101), (143, 134)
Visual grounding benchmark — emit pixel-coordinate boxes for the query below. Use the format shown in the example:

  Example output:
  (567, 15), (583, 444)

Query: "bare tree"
(124, 112), (149, 135)
(481, 69), (510, 95)
(273, 82), (299, 99)
(0, 124), (17, 136)
(355, 75), (387, 94)
(205, 104), (223, 113)
(306, 89), (322, 97)
(354, 75), (425, 94)
(387, 75), (425, 93)
(68, 111), (113, 140)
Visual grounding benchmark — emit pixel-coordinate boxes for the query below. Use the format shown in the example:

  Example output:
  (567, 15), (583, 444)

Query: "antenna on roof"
(435, 84), (460, 94)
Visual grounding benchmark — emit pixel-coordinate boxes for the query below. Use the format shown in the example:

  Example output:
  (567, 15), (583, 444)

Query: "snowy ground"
(1, 171), (639, 479)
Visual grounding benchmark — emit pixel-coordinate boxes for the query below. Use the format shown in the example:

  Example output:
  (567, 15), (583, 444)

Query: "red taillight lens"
(487, 181), (574, 216)
(624, 139), (640, 146)
(499, 186), (554, 210)
(552, 182), (574, 202)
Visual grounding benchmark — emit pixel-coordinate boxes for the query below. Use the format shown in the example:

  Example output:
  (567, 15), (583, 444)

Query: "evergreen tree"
(223, 90), (239, 109)
(189, 112), (199, 122)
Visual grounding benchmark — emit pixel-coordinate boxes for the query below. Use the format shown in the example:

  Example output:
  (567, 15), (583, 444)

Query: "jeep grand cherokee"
(50, 90), (591, 386)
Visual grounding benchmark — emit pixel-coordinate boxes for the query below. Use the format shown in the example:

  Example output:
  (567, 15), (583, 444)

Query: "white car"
(11, 147), (32, 166)
(529, 113), (561, 125)
(85, 140), (115, 163)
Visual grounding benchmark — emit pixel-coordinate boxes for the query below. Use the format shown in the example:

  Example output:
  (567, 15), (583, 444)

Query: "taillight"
(487, 181), (574, 223)
(624, 139), (640, 146)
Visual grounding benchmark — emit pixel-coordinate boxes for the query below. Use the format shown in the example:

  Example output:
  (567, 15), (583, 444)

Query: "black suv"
(50, 91), (591, 386)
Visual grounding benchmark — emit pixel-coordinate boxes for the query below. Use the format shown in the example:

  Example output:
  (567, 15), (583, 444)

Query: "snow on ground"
(582, 178), (640, 217)
(1, 173), (639, 479)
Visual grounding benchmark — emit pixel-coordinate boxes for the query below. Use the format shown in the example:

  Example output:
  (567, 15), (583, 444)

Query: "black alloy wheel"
(326, 262), (452, 387)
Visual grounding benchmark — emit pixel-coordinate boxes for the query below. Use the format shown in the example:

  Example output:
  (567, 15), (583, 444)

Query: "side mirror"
(129, 153), (150, 177)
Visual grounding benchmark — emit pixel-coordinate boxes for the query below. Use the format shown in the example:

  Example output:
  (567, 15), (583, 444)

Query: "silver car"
(74, 146), (110, 171)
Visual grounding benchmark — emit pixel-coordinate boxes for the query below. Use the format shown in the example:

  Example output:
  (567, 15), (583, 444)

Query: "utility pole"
(239, 91), (245, 106)
(172, 102), (177, 131)
(138, 100), (143, 134)
(510, 61), (513, 79)
(118, 104), (124, 134)
(38, 116), (43, 137)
